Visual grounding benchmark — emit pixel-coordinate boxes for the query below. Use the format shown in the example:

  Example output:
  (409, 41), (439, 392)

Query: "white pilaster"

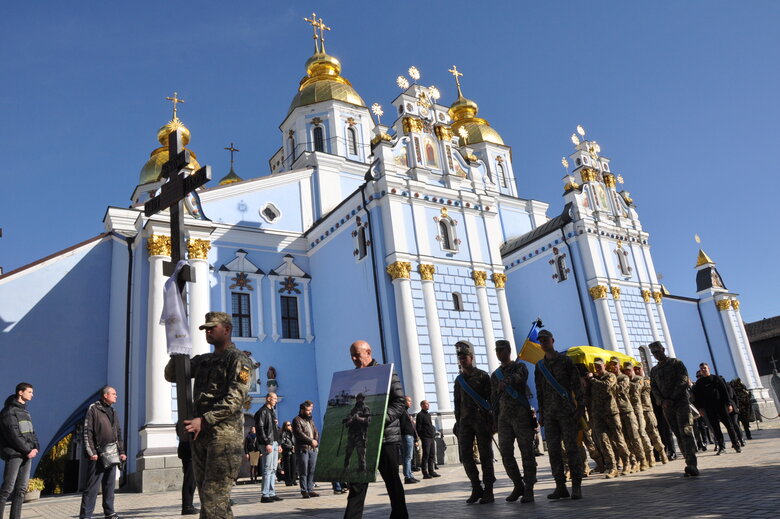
(301, 278), (314, 343)
(269, 275), (279, 342)
(187, 254), (211, 357)
(419, 265), (452, 412)
(590, 285), (618, 351)
(653, 292), (676, 358)
(732, 304), (763, 389)
(145, 238), (173, 425)
(641, 290), (662, 343)
(611, 287), (632, 355)
(473, 271), (499, 372)
(716, 299), (751, 385)
(492, 274), (515, 354)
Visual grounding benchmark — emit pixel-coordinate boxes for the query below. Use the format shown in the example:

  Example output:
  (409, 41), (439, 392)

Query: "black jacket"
(292, 413), (319, 452)
(365, 360), (406, 445)
(83, 400), (124, 458)
(243, 432), (258, 454)
(0, 395), (39, 460)
(254, 406), (278, 447)
(415, 409), (436, 440)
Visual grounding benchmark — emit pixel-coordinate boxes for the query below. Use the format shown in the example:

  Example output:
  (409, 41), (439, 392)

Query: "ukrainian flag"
(518, 320), (545, 364)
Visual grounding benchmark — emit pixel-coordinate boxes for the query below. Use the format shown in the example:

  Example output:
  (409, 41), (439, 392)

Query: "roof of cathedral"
(287, 51), (365, 115)
(447, 68), (504, 146)
(138, 117), (201, 185)
(500, 203), (573, 257)
(695, 248), (715, 267)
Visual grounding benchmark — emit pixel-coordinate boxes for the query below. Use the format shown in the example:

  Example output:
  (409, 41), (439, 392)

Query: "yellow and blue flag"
(518, 319), (545, 364)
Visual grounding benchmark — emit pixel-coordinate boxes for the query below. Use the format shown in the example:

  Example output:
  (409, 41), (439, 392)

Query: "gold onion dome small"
(287, 50), (365, 115)
(219, 166), (242, 186)
(139, 118), (201, 185)
(448, 93), (504, 146)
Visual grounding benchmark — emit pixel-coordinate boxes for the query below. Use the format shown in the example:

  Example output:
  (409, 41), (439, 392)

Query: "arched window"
(497, 162), (507, 187)
(439, 220), (452, 250)
(452, 292), (464, 311)
(288, 133), (295, 157)
(615, 247), (632, 276)
(357, 226), (367, 259)
(556, 255), (569, 281)
(313, 126), (325, 152)
(347, 127), (358, 155)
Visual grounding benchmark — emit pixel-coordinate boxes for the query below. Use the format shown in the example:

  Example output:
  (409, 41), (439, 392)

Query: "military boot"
(547, 482), (570, 500)
(520, 483), (534, 503)
(640, 460), (649, 471)
(620, 458), (631, 476)
(646, 455), (655, 468)
(466, 484), (483, 504)
(605, 468), (619, 479)
(479, 485), (494, 504)
(571, 479), (582, 500)
(660, 451), (669, 464)
(684, 465), (699, 477)
(506, 480), (524, 502)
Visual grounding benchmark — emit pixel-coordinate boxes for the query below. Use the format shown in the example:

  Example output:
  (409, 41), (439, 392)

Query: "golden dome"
(139, 118), (201, 185)
(448, 93), (505, 146)
(218, 167), (243, 186)
(288, 51), (365, 114)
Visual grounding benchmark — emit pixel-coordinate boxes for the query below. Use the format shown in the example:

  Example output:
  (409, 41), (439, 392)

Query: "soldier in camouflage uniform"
(622, 361), (655, 468)
(534, 330), (583, 500)
(648, 341), (699, 477)
(343, 393), (371, 472)
(454, 341), (495, 505)
(165, 312), (252, 519)
(588, 358), (631, 478)
(607, 357), (647, 472)
(490, 340), (536, 503)
(634, 364), (668, 463)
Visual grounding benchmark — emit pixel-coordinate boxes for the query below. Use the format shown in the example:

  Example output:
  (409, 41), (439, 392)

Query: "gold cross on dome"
(448, 65), (464, 97)
(166, 92), (185, 120)
(224, 142), (240, 167)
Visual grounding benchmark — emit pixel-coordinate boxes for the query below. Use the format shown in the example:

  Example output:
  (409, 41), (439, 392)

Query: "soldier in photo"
(533, 329), (583, 499)
(454, 341), (495, 504)
(164, 312), (252, 518)
(622, 361), (655, 468)
(633, 364), (668, 464)
(588, 358), (630, 477)
(343, 393), (371, 473)
(607, 357), (647, 472)
(648, 341), (699, 477)
(490, 340), (537, 503)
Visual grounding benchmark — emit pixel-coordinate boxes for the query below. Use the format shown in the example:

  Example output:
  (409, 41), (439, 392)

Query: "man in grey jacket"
(0, 382), (39, 519)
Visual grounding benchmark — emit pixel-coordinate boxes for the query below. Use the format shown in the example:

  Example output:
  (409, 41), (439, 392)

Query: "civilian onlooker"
(692, 363), (741, 454)
(292, 401), (320, 498)
(0, 382), (39, 519)
(279, 421), (296, 487)
(244, 426), (260, 483)
(415, 400), (439, 479)
(400, 396), (419, 484)
(177, 439), (197, 515)
(254, 392), (283, 503)
(79, 386), (127, 519)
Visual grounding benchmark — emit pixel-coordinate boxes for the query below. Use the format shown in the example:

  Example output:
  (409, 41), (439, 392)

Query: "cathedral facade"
(0, 24), (771, 491)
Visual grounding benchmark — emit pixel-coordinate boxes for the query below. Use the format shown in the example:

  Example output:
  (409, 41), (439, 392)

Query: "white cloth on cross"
(160, 260), (193, 355)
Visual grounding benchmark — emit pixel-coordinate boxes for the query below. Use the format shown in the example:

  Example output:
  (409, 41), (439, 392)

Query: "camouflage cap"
(623, 361), (634, 369)
(455, 341), (474, 357)
(608, 356), (620, 365)
(593, 357), (605, 365)
(198, 311), (232, 330)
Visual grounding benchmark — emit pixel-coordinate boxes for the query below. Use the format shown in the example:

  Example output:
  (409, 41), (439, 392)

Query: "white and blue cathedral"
(0, 29), (772, 491)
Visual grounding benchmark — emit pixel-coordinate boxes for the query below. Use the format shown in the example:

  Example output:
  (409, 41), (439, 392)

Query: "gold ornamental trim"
(715, 299), (732, 311)
(652, 291), (663, 304)
(641, 289), (652, 303)
(147, 234), (171, 257)
(580, 168), (597, 183)
(386, 261), (412, 280)
(610, 286), (621, 300)
(418, 264), (436, 281)
(402, 116), (423, 134)
(491, 273), (507, 289)
(732, 299), (740, 311)
(370, 132), (392, 146)
(563, 181), (580, 192)
(589, 285), (608, 300)
(435, 125), (453, 141)
(187, 238), (211, 260)
(603, 173), (616, 188)
(472, 270), (487, 287)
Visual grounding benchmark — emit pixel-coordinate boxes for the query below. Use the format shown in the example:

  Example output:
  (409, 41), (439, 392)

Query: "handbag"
(100, 442), (121, 469)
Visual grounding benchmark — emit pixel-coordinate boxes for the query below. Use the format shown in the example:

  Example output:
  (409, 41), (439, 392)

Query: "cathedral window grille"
(549, 248), (570, 282)
(497, 162), (507, 188)
(313, 126), (325, 152)
(439, 221), (453, 250)
(452, 292), (464, 311)
(280, 295), (300, 339)
(231, 292), (252, 338)
(615, 247), (633, 276)
(357, 226), (368, 259)
(347, 127), (358, 155)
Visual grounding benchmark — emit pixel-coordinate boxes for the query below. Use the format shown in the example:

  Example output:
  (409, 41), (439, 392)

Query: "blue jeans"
(0, 456), (32, 519)
(261, 442), (278, 497)
(297, 449), (317, 493)
(401, 435), (414, 479)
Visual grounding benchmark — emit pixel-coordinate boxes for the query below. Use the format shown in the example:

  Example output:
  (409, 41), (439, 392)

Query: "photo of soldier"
(342, 393), (371, 473)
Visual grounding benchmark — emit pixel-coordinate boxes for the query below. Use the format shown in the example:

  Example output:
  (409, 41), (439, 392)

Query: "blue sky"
(1, 1), (778, 323)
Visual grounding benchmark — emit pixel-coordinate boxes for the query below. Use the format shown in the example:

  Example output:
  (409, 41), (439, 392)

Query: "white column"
(653, 291), (676, 358)
(387, 262), (426, 412)
(419, 265), (452, 412)
(590, 285), (619, 351)
(611, 286), (632, 355)
(492, 273), (516, 354)
(269, 275), (279, 342)
(145, 235), (173, 425)
(732, 302), (763, 389)
(473, 271), (499, 372)
(716, 299), (751, 384)
(302, 279), (314, 342)
(641, 289), (662, 343)
(187, 239), (211, 356)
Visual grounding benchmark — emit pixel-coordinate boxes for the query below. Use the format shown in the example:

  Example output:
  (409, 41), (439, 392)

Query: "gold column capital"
(187, 238), (211, 260)
(732, 299), (740, 311)
(641, 289), (652, 302)
(402, 116), (423, 133)
(418, 264), (436, 281)
(715, 299), (733, 311)
(603, 173), (616, 188)
(434, 125), (453, 141)
(589, 285), (608, 300)
(472, 270), (487, 287)
(652, 291), (663, 304)
(610, 286), (621, 300)
(491, 273), (507, 289)
(387, 261), (412, 280)
(580, 168), (597, 183)
(147, 234), (171, 257)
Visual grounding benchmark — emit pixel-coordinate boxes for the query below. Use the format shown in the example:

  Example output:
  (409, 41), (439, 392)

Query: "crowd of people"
(0, 312), (762, 519)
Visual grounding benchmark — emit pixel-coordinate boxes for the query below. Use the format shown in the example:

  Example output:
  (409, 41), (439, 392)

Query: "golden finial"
(448, 65), (464, 97)
(316, 15), (331, 53)
(561, 157), (569, 169)
(571, 133), (580, 146)
(458, 126), (468, 145)
(371, 103), (384, 125)
(396, 76), (410, 90)
(224, 142), (240, 170)
(576, 125), (586, 137)
(166, 92), (185, 120)
(429, 86), (441, 100)
(303, 12), (320, 53)
(695, 233), (701, 244)
(617, 174), (624, 184)
(408, 66), (421, 82)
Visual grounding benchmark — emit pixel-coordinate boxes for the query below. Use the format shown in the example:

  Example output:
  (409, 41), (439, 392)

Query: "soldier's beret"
(199, 311), (233, 330)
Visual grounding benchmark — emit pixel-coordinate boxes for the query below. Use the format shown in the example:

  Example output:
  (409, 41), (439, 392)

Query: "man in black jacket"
(344, 340), (408, 519)
(415, 400), (439, 479)
(254, 392), (283, 503)
(692, 363), (741, 454)
(79, 386), (126, 519)
(0, 382), (39, 519)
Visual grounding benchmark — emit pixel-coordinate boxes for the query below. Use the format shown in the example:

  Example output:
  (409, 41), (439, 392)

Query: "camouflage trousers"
(633, 406), (655, 461)
(497, 413), (537, 486)
(643, 410), (666, 454)
(543, 410), (582, 483)
(344, 438), (367, 472)
(457, 421), (495, 487)
(579, 428), (603, 471)
(618, 411), (646, 463)
(591, 413), (630, 471)
(192, 434), (243, 519)
(662, 399), (697, 468)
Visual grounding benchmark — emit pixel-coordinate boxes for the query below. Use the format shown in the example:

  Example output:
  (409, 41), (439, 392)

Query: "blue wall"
(663, 297), (716, 377)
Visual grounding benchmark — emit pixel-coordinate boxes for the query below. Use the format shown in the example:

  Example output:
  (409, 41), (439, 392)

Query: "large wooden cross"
(144, 128), (211, 431)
